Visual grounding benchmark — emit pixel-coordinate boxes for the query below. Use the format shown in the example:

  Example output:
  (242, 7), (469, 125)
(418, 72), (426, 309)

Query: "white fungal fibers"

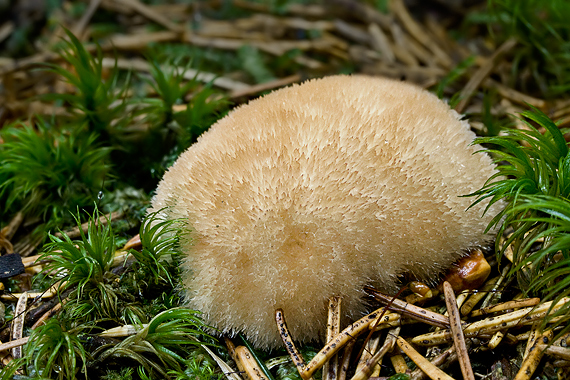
(150, 75), (502, 349)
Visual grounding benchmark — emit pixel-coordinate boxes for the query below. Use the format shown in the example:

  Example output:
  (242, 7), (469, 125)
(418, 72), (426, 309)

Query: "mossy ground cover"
(1, 1), (570, 379)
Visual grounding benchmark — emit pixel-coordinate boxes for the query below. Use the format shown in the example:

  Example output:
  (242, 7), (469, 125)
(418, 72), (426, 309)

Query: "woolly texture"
(150, 75), (502, 349)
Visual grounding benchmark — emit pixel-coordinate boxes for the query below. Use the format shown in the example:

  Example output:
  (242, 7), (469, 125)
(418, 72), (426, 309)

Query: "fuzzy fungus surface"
(150, 75), (502, 349)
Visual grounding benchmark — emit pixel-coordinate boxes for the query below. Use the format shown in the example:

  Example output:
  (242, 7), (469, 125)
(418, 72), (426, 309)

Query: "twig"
(481, 264), (511, 309)
(337, 338), (356, 380)
(368, 23), (395, 63)
(391, 0), (452, 68)
(515, 329), (552, 380)
(409, 345), (457, 380)
(487, 331), (506, 349)
(0, 337), (29, 353)
(0, 22), (14, 44)
(1, 281), (65, 301)
(235, 345), (269, 380)
(460, 276), (500, 316)
(455, 37), (517, 113)
(116, 0), (184, 32)
(212, 340), (245, 380)
(11, 292), (28, 359)
(351, 327), (400, 380)
(470, 298), (541, 317)
(323, 296), (341, 380)
(72, 0), (103, 38)
(329, 0), (391, 29)
(413, 297), (570, 346)
(300, 308), (389, 380)
(443, 282), (475, 380)
(31, 299), (66, 330)
(101, 57), (250, 92)
(230, 74), (302, 99)
(483, 78), (546, 109)
(366, 287), (450, 328)
(275, 309), (311, 378)
(1, 212), (23, 241)
(54, 211), (123, 239)
(396, 337), (455, 380)
(545, 345), (570, 361)
(390, 347), (409, 374)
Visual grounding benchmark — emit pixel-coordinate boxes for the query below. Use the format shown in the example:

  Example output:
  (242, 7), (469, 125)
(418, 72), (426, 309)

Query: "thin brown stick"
(515, 330), (552, 380)
(443, 282), (475, 380)
(460, 276), (500, 316)
(21, 255), (41, 268)
(101, 57), (249, 92)
(410, 346), (456, 380)
(366, 287), (450, 328)
(545, 345), (570, 361)
(369, 312), (404, 331)
(1, 281), (64, 301)
(413, 297), (570, 346)
(487, 331), (505, 349)
(0, 32), (179, 77)
(301, 308), (388, 380)
(0, 337), (29, 353)
(523, 323), (542, 359)
(116, 0), (184, 32)
(224, 338), (237, 361)
(235, 345), (269, 380)
(390, 349), (409, 374)
(54, 211), (123, 239)
(72, 0), (103, 38)
(31, 299), (66, 330)
(0, 211), (24, 254)
(337, 338), (356, 380)
(356, 333), (380, 371)
(396, 337), (455, 380)
(230, 74), (302, 99)
(483, 78), (546, 109)
(390, 0), (452, 68)
(350, 327), (400, 380)
(11, 292), (28, 359)
(275, 309), (310, 376)
(1, 211), (23, 241)
(368, 23), (395, 63)
(455, 37), (517, 113)
(470, 298), (541, 317)
(490, 255), (513, 286)
(0, 22), (14, 44)
(330, 0), (391, 29)
(323, 297), (341, 380)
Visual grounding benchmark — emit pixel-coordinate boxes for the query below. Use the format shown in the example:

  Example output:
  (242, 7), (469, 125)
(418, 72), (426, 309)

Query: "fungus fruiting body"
(150, 75), (501, 349)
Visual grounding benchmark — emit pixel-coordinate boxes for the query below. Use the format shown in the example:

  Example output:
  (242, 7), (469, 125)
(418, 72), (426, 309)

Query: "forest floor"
(1, 1), (570, 379)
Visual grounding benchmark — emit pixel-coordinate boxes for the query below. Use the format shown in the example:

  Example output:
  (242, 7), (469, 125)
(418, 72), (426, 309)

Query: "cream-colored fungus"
(150, 75), (501, 349)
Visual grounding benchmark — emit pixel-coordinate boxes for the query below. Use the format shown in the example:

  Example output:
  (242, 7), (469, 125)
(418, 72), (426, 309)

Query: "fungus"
(149, 75), (502, 349)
